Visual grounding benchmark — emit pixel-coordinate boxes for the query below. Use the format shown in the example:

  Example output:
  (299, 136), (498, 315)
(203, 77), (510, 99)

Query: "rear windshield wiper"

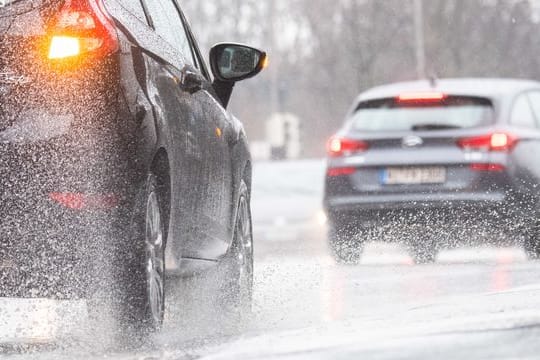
(411, 124), (462, 131)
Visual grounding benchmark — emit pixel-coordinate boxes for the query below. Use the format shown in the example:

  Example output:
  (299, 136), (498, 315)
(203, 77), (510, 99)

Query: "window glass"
(115, 0), (147, 21)
(350, 97), (494, 132)
(511, 94), (537, 128)
(143, 0), (195, 66)
(526, 92), (540, 127)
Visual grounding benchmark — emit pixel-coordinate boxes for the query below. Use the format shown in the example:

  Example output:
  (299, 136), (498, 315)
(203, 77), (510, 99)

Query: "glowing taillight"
(457, 133), (518, 152)
(328, 138), (343, 154)
(469, 163), (506, 172)
(490, 133), (512, 150)
(50, 192), (120, 210)
(327, 167), (356, 177)
(327, 137), (369, 157)
(47, 0), (118, 60)
(48, 36), (81, 59)
(397, 92), (446, 102)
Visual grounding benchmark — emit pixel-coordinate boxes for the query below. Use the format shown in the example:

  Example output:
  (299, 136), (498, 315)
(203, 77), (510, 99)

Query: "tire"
(328, 220), (364, 264)
(524, 221), (540, 260)
(410, 239), (438, 264)
(219, 179), (254, 318)
(89, 174), (167, 344)
(127, 174), (166, 332)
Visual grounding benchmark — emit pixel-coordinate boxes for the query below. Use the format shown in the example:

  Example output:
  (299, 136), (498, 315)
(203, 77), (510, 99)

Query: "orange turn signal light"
(261, 55), (269, 69)
(48, 36), (81, 59)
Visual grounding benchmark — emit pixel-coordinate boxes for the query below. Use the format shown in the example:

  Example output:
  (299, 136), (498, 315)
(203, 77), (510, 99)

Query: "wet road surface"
(2, 160), (540, 359)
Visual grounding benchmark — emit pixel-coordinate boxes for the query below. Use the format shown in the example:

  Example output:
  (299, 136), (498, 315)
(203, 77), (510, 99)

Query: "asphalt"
(2, 160), (540, 359)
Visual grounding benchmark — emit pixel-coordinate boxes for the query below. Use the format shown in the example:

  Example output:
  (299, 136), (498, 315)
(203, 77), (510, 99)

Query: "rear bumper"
(0, 59), (144, 297)
(0, 161), (144, 299)
(325, 192), (506, 212)
(0, 123), (139, 243)
(0, 109), (140, 211)
(324, 190), (533, 234)
(0, 55), (141, 217)
(0, 131), (138, 296)
(0, 207), (123, 299)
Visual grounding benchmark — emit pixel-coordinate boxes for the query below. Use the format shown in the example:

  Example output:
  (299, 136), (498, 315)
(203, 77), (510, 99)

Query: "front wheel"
(220, 180), (254, 317)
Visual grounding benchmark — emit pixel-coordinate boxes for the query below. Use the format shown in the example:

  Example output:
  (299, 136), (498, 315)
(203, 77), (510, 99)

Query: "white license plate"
(382, 167), (446, 185)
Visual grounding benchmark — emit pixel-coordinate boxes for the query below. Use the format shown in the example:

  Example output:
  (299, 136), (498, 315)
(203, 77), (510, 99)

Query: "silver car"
(324, 78), (540, 263)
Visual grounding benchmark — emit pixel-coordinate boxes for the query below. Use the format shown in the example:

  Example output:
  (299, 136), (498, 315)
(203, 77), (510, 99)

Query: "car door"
(133, 0), (211, 263)
(175, 4), (237, 258)
(141, 0), (232, 261)
(175, 4), (236, 256)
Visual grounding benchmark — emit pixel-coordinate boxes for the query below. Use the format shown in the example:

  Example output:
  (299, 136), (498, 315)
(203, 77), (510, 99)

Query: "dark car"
(0, 0), (265, 337)
(324, 78), (540, 263)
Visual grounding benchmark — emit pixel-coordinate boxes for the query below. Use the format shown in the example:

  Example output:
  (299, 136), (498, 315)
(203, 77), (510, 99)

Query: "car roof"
(357, 78), (540, 103)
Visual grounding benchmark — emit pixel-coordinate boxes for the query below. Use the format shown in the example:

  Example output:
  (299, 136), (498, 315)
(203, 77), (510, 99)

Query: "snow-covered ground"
(3, 159), (540, 359)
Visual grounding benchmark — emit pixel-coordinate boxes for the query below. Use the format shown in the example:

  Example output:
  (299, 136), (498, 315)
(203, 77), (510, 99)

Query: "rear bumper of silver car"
(325, 192), (507, 212)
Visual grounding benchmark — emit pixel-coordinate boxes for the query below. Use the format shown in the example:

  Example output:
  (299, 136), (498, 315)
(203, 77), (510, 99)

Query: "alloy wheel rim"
(236, 195), (253, 293)
(145, 191), (165, 325)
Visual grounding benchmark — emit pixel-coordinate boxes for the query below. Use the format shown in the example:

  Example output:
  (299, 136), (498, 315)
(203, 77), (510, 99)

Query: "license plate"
(382, 167), (446, 185)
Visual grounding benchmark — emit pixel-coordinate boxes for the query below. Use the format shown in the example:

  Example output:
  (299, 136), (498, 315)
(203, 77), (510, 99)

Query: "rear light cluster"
(327, 137), (369, 157)
(456, 132), (518, 152)
(327, 131), (516, 176)
(327, 167), (356, 177)
(50, 192), (120, 210)
(457, 132), (517, 173)
(469, 163), (505, 172)
(47, 0), (118, 60)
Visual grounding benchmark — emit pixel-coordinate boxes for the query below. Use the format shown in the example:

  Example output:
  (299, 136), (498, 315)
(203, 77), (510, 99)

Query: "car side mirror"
(209, 43), (267, 83)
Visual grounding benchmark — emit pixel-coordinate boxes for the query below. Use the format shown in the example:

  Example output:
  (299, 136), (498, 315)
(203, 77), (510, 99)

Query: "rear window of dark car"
(349, 96), (494, 132)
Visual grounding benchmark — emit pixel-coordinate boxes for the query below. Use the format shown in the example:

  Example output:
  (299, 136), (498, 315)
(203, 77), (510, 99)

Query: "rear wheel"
(524, 221), (540, 260)
(328, 220), (364, 264)
(142, 183), (166, 328)
(409, 238), (438, 264)
(89, 174), (167, 345)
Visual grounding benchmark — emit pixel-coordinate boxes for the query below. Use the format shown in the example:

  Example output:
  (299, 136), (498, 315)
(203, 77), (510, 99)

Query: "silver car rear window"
(350, 96), (494, 132)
